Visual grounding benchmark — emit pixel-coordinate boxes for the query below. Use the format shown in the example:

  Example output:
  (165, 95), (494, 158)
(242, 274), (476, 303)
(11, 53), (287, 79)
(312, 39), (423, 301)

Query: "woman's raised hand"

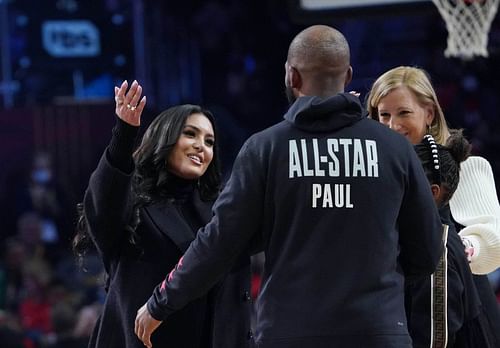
(114, 80), (146, 126)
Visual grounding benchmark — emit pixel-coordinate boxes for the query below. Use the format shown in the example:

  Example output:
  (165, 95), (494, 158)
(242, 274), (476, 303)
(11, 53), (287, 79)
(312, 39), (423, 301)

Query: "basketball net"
(432, 0), (499, 59)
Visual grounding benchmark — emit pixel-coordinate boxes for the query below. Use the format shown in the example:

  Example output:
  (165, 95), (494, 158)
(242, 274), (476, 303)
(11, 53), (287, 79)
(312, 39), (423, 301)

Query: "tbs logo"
(42, 20), (101, 57)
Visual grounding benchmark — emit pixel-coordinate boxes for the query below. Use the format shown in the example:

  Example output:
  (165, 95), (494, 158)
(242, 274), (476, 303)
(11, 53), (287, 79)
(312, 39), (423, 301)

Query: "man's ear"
(289, 66), (302, 90)
(344, 66), (353, 87)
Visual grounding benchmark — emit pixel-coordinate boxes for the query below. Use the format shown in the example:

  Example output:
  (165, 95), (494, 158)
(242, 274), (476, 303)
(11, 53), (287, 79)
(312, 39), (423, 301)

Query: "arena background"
(1, 1), (500, 347)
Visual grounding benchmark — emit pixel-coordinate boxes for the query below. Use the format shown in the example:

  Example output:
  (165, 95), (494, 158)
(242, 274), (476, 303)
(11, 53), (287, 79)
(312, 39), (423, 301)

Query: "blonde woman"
(367, 66), (500, 346)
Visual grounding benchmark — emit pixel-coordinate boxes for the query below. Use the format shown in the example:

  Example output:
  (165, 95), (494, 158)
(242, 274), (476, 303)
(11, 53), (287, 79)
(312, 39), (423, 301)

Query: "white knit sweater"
(449, 156), (500, 274)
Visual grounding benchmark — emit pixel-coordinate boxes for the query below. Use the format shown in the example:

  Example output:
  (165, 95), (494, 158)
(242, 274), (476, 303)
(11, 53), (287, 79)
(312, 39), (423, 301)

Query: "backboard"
(290, 0), (434, 21)
(299, 0), (428, 10)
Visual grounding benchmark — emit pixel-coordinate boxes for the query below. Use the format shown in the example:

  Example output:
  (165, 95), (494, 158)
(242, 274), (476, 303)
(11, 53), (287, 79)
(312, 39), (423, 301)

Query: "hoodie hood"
(284, 93), (367, 132)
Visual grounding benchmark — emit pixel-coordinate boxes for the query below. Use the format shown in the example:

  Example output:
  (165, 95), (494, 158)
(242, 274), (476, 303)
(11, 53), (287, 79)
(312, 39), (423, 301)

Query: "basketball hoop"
(432, 0), (499, 59)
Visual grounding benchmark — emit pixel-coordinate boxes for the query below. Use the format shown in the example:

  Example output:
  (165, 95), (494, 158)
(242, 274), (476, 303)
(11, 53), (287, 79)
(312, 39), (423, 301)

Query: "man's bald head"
(286, 25), (351, 98)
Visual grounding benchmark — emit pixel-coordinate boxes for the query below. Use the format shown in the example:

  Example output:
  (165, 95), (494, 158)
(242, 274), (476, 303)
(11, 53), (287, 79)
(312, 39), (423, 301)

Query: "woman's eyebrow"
(184, 124), (214, 137)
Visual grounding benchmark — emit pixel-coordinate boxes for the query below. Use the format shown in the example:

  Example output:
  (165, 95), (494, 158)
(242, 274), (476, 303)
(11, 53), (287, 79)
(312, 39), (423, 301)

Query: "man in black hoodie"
(135, 25), (443, 348)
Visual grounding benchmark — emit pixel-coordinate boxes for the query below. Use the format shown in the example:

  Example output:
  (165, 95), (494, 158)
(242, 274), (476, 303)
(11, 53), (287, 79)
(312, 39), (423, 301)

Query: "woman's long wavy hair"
(73, 105), (221, 265)
(133, 104), (221, 203)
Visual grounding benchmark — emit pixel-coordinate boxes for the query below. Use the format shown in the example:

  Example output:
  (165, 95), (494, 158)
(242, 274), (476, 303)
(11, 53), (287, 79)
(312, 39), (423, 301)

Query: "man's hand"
(461, 236), (475, 263)
(134, 303), (162, 348)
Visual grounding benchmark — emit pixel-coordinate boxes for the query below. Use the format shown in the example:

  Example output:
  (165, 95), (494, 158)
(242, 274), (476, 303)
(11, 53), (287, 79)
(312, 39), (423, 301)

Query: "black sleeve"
(147, 137), (265, 320)
(82, 117), (139, 268)
(398, 142), (444, 276)
(107, 116), (140, 174)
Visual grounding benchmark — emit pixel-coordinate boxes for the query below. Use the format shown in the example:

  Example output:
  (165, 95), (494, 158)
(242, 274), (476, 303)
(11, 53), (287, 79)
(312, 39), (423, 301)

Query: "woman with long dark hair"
(74, 80), (252, 348)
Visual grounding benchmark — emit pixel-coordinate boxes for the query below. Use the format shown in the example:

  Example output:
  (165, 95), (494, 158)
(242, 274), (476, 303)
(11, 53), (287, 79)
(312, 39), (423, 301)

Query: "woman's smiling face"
(376, 86), (434, 145)
(167, 113), (215, 180)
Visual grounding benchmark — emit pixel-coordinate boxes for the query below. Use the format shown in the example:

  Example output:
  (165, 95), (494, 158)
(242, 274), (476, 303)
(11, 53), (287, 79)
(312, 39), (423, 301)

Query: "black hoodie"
(148, 93), (443, 348)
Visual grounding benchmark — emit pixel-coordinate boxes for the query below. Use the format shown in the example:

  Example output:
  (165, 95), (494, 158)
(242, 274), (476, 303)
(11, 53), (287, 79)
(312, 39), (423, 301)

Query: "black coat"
(85, 152), (253, 348)
(405, 206), (484, 348)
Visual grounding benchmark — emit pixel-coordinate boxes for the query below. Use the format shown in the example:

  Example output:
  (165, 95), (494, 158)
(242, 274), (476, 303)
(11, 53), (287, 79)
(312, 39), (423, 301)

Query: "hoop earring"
(426, 123), (431, 134)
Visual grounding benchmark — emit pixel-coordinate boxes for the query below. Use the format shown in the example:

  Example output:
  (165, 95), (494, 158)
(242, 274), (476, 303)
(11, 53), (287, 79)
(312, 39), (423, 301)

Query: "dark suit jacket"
(85, 152), (253, 348)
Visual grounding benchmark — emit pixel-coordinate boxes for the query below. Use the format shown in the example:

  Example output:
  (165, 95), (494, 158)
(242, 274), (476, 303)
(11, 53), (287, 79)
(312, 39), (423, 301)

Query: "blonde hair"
(366, 66), (450, 145)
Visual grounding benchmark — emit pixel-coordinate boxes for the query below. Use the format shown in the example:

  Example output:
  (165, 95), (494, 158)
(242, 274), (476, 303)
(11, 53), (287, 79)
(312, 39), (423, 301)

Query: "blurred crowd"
(0, 151), (103, 348)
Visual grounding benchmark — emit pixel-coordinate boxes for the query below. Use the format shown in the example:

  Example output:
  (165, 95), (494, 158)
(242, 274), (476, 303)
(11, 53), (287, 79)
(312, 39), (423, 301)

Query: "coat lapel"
(144, 203), (195, 253)
(143, 191), (214, 253)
